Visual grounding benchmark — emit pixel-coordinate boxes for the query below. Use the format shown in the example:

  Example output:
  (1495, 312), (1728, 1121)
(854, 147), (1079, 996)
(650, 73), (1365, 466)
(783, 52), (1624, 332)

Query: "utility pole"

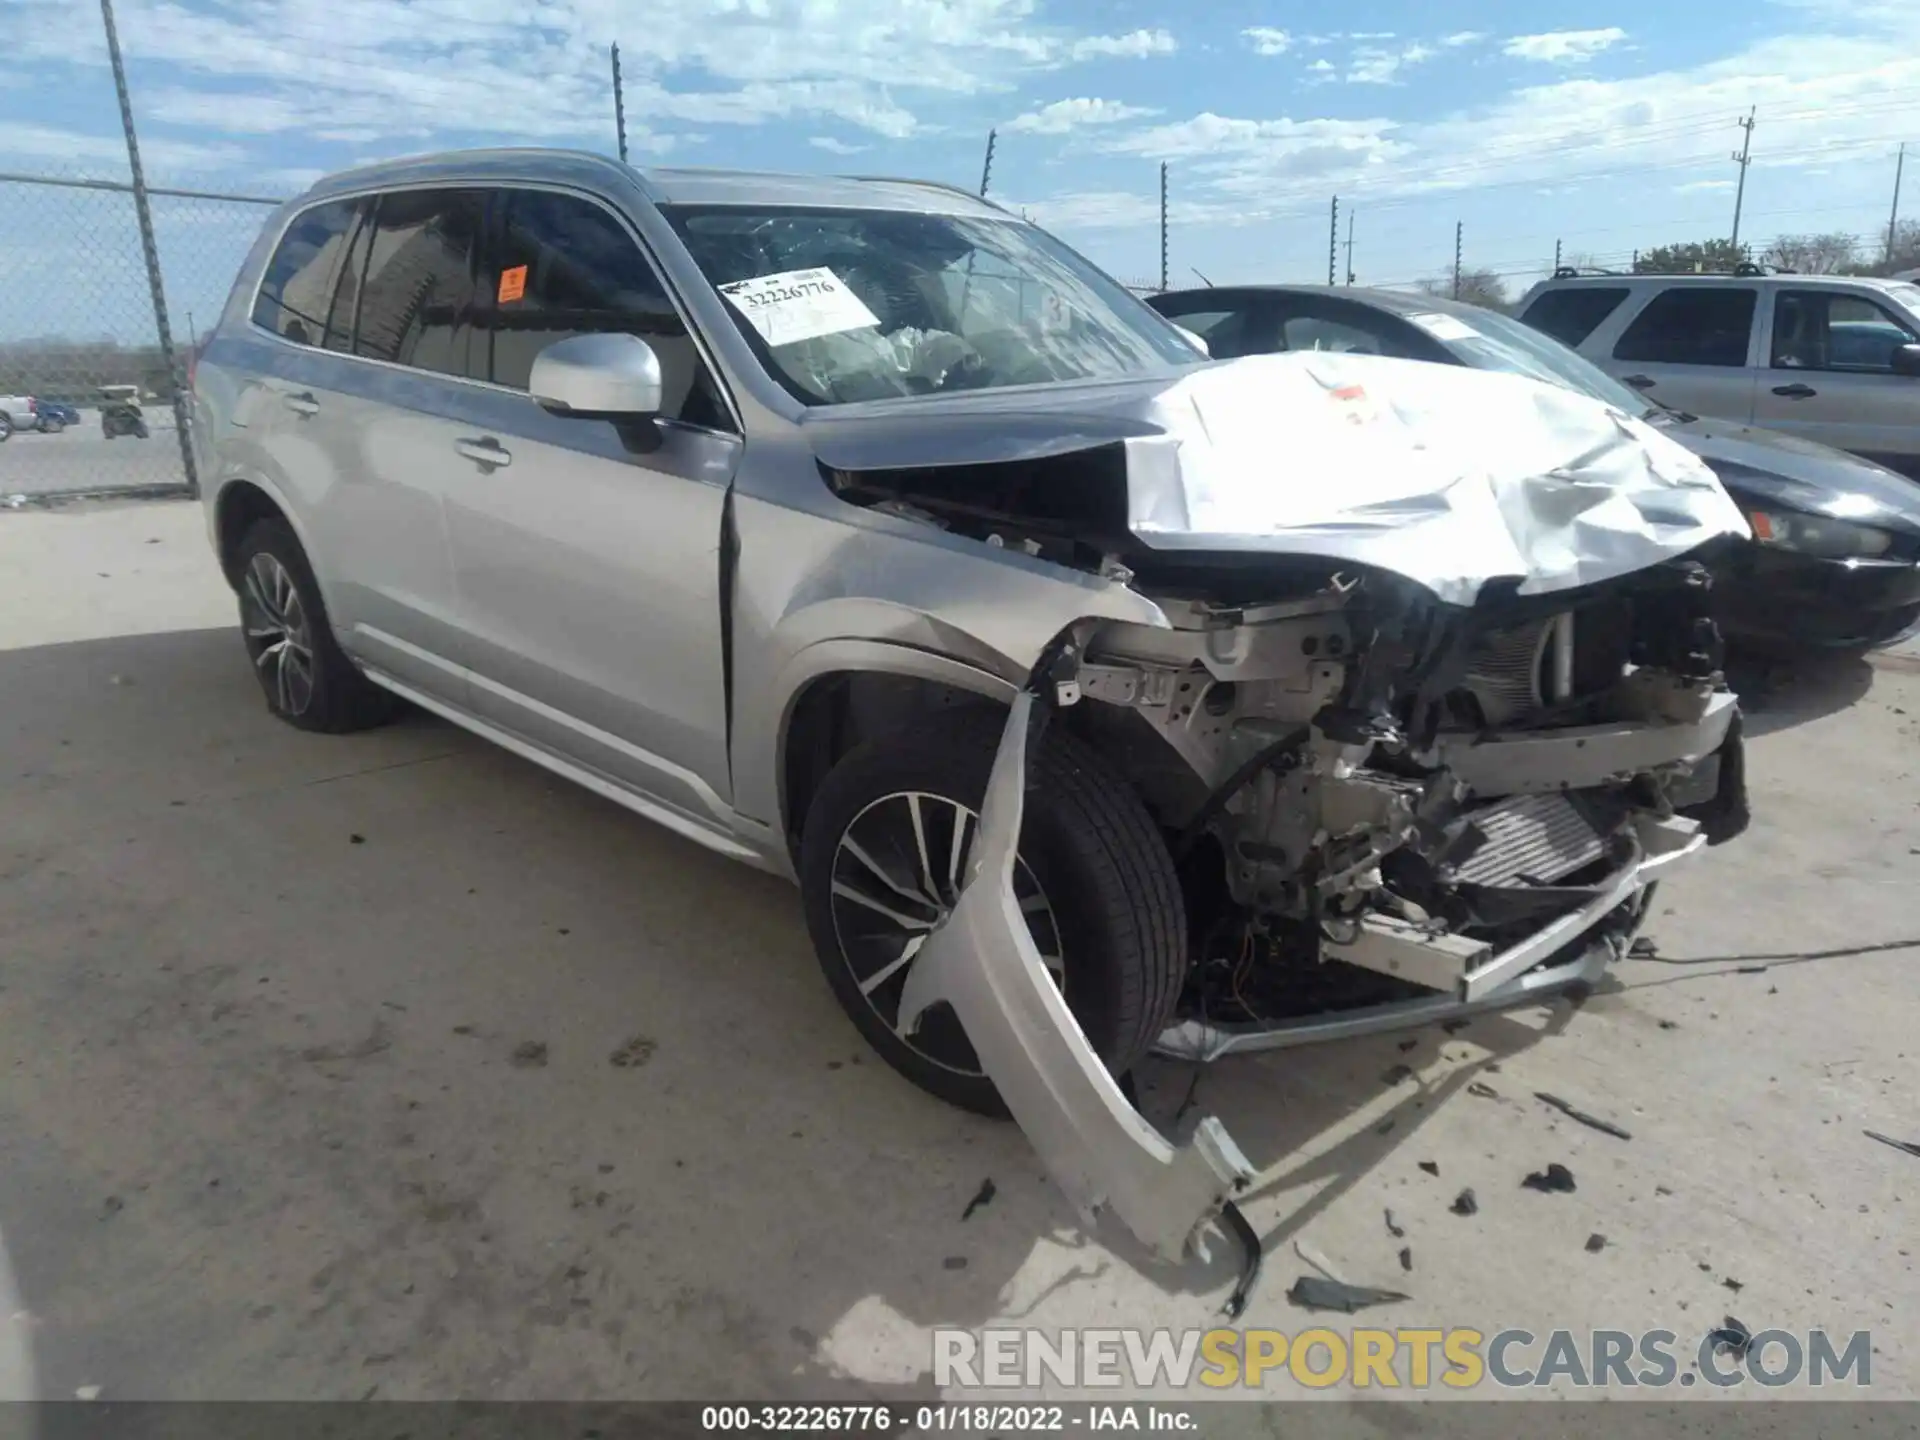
(1328, 196), (1339, 286)
(1158, 162), (1169, 292)
(979, 130), (996, 196)
(100, 0), (198, 496)
(610, 44), (628, 163)
(1729, 107), (1756, 250)
(1554, 238), (1563, 273)
(1888, 142), (1907, 267)
(1452, 220), (1463, 300)
(1344, 209), (1355, 285)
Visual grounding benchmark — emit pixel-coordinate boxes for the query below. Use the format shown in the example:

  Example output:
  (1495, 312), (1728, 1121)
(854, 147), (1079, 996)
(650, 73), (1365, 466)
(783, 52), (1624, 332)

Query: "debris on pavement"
(608, 1035), (657, 1069)
(1723, 1277), (1745, 1293)
(1384, 1208), (1405, 1239)
(1536, 1091), (1633, 1140)
(1467, 1081), (1500, 1100)
(1293, 1238), (1347, 1283)
(1585, 1233), (1607, 1253)
(1629, 937), (1660, 958)
(1708, 1316), (1753, 1362)
(943, 1256), (968, 1271)
(1286, 1275), (1410, 1314)
(1398, 1246), (1413, 1272)
(509, 1040), (549, 1069)
(961, 1178), (996, 1220)
(1419, 1160), (1440, 1177)
(1450, 1188), (1479, 1216)
(1522, 1163), (1578, 1194)
(349, 833), (366, 845)
(1865, 1130), (1920, 1159)
(1381, 1063), (1415, 1086)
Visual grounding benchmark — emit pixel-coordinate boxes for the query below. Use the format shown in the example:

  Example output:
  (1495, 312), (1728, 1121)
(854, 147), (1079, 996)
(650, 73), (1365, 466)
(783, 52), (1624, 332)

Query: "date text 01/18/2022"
(698, 1405), (1200, 1432)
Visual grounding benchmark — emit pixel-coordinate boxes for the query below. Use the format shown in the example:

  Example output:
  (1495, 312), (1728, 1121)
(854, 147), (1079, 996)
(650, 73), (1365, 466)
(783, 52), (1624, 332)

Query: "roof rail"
(837, 174), (1013, 214)
(1551, 265), (1627, 279)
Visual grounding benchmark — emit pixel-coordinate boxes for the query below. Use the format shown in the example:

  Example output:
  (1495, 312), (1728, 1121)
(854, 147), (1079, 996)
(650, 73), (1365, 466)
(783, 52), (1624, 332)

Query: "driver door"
(440, 186), (743, 826)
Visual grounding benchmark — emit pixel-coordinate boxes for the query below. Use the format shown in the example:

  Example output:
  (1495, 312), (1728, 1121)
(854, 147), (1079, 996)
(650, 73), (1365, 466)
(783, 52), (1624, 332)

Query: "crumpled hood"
(805, 352), (1749, 607)
(1673, 416), (1920, 540)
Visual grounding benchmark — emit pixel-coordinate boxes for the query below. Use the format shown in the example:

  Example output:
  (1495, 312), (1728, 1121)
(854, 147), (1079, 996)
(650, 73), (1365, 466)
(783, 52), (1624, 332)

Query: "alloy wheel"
(827, 790), (1063, 1077)
(241, 552), (316, 716)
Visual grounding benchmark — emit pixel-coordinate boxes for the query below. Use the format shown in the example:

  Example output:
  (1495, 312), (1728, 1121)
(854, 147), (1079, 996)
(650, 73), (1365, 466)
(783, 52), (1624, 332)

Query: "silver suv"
(195, 150), (1749, 1275)
(1516, 270), (1920, 477)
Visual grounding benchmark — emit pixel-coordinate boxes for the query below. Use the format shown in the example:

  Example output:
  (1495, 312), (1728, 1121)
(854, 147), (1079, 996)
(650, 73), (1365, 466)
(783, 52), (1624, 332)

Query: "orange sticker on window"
(497, 264), (528, 303)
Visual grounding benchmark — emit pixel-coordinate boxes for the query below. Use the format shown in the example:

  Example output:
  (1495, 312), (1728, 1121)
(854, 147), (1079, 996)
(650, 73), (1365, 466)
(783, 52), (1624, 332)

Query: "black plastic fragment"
(1536, 1092), (1633, 1140)
(1398, 1246), (1413, 1272)
(1384, 1208), (1405, 1239)
(961, 1178), (996, 1220)
(1708, 1316), (1752, 1362)
(1218, 1201), (1264, 1321)
(1286, 1274), (1410, 1314)
(1865, 1130), (1920, 1159)
(1522, 1163), (1577, 1194)
(1450, 1188), (1478, 1216)
(1419, 1160), (1440, 1177)
(1585, 1233), (1607, 1253)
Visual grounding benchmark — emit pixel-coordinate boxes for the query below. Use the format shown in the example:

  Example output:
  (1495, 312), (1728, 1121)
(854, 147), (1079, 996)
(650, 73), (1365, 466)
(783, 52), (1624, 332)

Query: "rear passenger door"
(441, 187), (743, 824)
(1753, 287), (1920, 471)
(1601, 285), (1760, 426)
(310, 186), (489, 699)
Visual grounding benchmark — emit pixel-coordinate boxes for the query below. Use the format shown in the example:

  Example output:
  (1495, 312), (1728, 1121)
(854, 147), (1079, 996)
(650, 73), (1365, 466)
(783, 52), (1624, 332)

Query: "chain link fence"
(0, 166), (281, 503)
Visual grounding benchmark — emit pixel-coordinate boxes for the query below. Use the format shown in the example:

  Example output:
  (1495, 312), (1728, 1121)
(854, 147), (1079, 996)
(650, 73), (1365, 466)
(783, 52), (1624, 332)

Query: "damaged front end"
(878, 356), (1752, 1293)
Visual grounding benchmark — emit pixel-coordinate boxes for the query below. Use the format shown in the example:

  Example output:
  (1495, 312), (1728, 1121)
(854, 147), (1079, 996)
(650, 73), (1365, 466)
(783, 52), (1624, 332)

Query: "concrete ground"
(1, 499), (1917, 1404)
(1, 409), (187, 500)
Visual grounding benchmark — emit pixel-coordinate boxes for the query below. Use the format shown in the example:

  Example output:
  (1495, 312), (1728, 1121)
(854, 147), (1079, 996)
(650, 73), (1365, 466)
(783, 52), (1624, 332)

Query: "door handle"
(1622, 374), (1656, 390)
(454, 437), (512, 471)
(282, 391), (320, 417)
(1771, 382), (1818, 399)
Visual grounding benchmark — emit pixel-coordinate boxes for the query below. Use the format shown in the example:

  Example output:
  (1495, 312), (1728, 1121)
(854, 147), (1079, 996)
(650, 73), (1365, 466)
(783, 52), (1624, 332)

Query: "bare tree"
(1761, 231), (1860, 274)
(1415, 268), (1511, 311)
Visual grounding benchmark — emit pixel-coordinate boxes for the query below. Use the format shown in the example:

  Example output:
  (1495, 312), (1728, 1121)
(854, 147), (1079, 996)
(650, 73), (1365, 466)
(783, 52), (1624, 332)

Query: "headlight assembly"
(1746, 509), (1894, 559)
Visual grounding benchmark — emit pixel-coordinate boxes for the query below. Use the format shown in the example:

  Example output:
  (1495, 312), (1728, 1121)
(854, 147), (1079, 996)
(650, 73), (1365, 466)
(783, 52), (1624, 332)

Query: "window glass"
(1519, 287), (1628, 347)
(354, 188), (485, 378)
(1151, 303), (1273, 359)
(662, 204), (1198, 405)
(1771, 290), (1919, 373)
(252, 199), (360, 348)
(1612, 288), (1756, 367)
(1279, 315), (1385, 355)
(487, 190), (728, 429)
(322, 205), (375, 354)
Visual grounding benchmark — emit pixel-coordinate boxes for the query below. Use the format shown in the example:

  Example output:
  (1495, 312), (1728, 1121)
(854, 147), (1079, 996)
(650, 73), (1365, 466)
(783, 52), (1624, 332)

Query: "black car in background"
(1149, 284), (1920, 652)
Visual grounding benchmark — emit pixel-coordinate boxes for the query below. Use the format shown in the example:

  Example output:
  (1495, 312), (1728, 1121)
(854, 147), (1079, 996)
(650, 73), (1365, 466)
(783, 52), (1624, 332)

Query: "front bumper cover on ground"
(899, 670), (1728, 1284)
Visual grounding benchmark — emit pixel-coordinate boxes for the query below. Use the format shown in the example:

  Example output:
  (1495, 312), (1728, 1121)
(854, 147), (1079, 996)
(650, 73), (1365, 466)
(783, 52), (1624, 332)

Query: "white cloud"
(1503, 28), (1629, 64)
(1068, 29), (1178, 61)
(1348, 32), (1397, 41)
(1306, 58), (1336, 77)
(1674, 178), (1737, 193)
(1441, 31), (1488, 48)
(1006, 97), (1159, 134)
(808, 136), (868, 155)
(1242, 28), (1292, 57)
(1347, 42), (1434, 85)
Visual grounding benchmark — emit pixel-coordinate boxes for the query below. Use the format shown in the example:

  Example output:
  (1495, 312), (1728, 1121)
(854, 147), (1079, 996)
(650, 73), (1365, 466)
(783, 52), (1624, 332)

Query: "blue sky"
(3, 0), (1919, 340)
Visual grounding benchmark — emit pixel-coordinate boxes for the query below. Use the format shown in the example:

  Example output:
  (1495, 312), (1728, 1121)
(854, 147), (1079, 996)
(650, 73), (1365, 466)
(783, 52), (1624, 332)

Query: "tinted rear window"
(1519, 287), (1628, 347)
(252, 200), (361, 347)
(1613, 287), (1756, 367)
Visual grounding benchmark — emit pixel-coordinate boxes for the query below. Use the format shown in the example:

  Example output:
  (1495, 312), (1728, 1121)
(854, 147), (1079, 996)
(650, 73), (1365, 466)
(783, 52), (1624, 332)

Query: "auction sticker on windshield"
(719, 268), (880, 346)
(1408, 312), (1478, 342)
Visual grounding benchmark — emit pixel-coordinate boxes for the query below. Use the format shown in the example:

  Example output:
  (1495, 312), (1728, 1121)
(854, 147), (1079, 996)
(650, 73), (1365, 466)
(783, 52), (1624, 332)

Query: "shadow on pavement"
(0, 624), (1568, 1401)
(1724, 646), (1877, 738)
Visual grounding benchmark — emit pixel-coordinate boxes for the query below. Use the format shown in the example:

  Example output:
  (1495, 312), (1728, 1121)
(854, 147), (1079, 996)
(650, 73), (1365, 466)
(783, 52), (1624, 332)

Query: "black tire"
(39, 416), (64, 435)
(799, 707), (1187, 1116)
(0, 416), (11, 441)
(234, 517), (398, 733)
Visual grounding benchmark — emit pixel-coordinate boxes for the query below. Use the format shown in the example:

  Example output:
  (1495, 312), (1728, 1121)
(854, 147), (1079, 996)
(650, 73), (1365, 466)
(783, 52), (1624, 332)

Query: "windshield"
(660, 204), (1200, 405)
(1412, 305), (1658, 416)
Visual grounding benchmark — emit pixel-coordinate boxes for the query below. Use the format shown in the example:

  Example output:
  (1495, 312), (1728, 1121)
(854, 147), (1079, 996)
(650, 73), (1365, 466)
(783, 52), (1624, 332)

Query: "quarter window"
(1520, 287), (1629, 347)
(252, 199), (361, 348)
(1612, 288), (1756, 368)
(485, 190), (730, 429)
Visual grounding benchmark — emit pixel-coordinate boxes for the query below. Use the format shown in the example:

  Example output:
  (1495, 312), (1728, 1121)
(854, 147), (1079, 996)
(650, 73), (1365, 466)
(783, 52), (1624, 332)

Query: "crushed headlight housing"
(1746, 509), (1894, 559)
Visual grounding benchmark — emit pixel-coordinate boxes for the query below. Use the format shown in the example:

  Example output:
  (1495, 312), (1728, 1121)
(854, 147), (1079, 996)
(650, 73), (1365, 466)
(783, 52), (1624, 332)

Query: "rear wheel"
(798, 708), (1187, 1116)
(234, 518), (398, 733)
(38, 416), (64, 435)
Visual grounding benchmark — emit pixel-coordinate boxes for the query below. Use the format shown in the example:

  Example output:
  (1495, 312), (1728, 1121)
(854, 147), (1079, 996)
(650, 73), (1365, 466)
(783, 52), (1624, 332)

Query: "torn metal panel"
(896, 689), (1255, 1262)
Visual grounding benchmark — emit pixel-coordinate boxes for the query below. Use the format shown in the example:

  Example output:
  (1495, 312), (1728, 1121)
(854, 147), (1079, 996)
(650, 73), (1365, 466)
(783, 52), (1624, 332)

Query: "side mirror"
(1174, 324), (1211, 358)
(1890, 343), (1920, 378)
(529, 333), (663, 418)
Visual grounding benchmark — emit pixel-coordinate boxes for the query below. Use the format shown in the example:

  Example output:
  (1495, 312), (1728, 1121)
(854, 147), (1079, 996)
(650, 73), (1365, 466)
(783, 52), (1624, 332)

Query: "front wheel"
(798, 708), (1187, 1116)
